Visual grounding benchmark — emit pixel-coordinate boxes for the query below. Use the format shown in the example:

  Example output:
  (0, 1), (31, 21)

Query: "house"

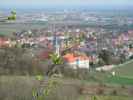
(63, 53), (89, 69)
(96, 65), (115, 71)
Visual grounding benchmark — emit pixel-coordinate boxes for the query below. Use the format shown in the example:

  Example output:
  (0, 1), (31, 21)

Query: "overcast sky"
(0, 0), (132, 9)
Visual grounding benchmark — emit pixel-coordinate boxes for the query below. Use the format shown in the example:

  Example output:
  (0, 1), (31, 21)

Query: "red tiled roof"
(63, 53), (89, 63)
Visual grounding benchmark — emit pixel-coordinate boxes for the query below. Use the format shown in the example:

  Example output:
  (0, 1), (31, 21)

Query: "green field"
(104, 60), (133, 85)
(105, 76), (133, 85)
(88, 60), (133, 85)
(0, 22), (48, 35)
(112, 60), (133, 79)
(90, 74), (133, 85)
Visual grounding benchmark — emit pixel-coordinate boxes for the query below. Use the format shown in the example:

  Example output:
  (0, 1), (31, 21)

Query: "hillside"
(112, 60), (133, 79)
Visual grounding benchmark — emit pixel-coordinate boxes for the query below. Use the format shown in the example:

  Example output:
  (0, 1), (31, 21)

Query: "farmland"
(0, 22), (47, 35)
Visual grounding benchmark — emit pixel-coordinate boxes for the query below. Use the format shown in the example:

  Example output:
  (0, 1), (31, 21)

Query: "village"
(0, 1), (133, 99)
(0, 26), (133, 71)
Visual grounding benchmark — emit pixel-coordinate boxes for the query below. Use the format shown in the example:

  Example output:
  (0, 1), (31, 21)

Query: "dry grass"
(0, 76), (80, 100)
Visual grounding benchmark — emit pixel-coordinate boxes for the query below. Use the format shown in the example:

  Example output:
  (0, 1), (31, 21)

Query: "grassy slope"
(88, 60), (133, 85)
(112, 60), (133, 79)
(103, 60), (133, 85)
(90, 72), (129, 85)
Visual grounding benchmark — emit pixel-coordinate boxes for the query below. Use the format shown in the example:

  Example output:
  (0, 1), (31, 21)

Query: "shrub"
(121, 85), (126, 89)
(0, 47), (45, 75)
(92, 96), (98, 100)
(111, 89), (118, 95)
(0, 76), (38, 100)
(45, 84), (80, 100)
(96, 88), (104, 95)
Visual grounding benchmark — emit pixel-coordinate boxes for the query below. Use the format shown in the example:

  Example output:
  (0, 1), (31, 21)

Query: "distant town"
(0, 10), (133, 70)
(1, 0), (133, 99)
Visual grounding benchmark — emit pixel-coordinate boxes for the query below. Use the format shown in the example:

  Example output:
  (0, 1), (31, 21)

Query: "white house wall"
(67, 60), (89, 69)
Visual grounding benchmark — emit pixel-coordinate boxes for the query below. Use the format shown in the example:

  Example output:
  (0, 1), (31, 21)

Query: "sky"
(0, 0), (133, 10)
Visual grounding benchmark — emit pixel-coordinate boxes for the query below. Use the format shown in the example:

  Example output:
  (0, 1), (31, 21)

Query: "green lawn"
(105, 76), (133, 85)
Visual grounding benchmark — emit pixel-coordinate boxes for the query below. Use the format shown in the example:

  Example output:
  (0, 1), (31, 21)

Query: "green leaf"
(36, 75), (43, 81)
